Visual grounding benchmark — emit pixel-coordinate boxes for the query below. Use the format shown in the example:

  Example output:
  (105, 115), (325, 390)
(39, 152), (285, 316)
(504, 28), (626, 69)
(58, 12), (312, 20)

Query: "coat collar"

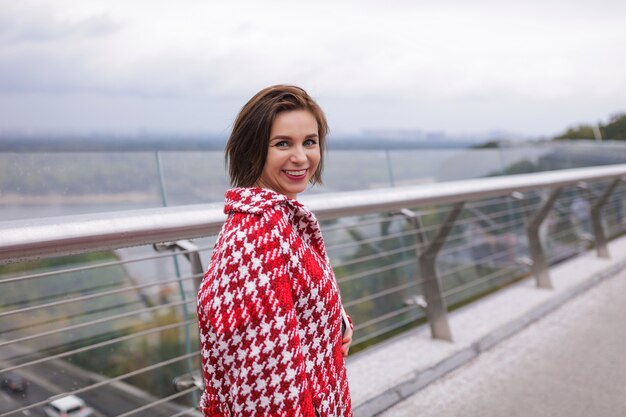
(225, 187), (328, 260)
(224, 187), (306, 215)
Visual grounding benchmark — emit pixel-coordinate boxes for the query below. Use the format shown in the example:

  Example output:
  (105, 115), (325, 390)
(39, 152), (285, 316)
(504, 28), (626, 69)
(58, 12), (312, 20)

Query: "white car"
(43, 395), (94, 417)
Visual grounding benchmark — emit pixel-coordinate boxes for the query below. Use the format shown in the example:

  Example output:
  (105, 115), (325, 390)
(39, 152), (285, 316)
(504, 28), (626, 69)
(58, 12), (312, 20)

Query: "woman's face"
(255, 109), (321, 199)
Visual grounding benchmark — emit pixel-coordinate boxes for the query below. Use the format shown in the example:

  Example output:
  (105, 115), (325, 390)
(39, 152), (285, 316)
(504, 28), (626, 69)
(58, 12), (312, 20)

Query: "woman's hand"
(341, 325), (353, 357)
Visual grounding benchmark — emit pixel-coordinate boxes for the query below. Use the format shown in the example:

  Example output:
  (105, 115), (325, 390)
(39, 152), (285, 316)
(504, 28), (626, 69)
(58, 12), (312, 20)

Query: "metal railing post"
(384, 149), (396, 187)
(154, 240), (205, 291)
(153, 240), (204, 403)
(401, 203), (464, 342)
(399, 208), (429, 310)
(589, 179), (621, 258)
(175, 242), (204, 285)
(524, 188), (562, 289)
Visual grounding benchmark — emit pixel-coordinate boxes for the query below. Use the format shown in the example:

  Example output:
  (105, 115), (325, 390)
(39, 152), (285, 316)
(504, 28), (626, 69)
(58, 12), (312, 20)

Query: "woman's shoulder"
(219, 204), (290, 247)
(221, 188), (293, 229)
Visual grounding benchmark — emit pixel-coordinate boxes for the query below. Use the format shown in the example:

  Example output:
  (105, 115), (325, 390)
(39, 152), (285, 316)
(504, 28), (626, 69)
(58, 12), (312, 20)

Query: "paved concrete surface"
(346, 235), (626, 416)
(381, 267), (626, 417)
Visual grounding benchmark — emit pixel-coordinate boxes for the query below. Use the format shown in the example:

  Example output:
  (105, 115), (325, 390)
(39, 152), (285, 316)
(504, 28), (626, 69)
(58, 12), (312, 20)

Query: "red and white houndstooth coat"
(197, 187), (353, 417)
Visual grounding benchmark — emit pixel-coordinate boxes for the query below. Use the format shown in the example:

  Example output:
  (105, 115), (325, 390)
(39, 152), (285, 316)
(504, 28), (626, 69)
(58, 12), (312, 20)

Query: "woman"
(197, 85), (353, 417)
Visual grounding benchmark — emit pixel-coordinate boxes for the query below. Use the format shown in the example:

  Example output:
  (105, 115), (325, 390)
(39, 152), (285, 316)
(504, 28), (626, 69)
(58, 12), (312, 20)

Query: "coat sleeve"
(198, 210), (316, 417)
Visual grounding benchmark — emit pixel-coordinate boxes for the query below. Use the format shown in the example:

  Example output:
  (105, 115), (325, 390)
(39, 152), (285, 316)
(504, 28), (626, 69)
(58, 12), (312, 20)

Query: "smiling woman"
(197, 85), (353, 416)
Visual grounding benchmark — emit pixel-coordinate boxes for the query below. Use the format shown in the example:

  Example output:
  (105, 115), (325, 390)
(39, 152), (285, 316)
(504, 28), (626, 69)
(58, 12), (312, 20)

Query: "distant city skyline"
(1, 0), (625, 139)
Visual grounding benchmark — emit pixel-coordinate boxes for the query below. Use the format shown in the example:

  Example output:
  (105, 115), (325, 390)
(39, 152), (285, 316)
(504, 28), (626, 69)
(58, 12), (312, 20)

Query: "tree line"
(554, 113), (626, 140)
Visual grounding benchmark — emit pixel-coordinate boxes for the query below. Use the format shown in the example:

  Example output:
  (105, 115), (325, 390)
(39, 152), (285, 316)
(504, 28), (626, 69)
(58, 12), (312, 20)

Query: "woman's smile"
(283, 169), (308, 179)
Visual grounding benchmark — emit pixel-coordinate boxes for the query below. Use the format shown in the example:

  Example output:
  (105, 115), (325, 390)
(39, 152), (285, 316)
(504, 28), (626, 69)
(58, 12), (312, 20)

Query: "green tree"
(554, 124), (596, 140)
(603, 113), (626, 140)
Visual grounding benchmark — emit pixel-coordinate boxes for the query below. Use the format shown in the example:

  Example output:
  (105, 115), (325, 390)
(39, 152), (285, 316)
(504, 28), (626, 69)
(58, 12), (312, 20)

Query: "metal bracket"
(515, 256), (534, 267)
(154, 240), (204, 290)
(404, 294), (428, 309)
(173, 372), (205, 392)
(510, 191), (525, 201)
(399, 208), (427, 248)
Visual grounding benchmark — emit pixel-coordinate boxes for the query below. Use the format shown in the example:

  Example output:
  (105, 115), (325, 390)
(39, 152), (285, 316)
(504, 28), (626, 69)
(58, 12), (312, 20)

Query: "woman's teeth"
(285, 169), (306, 176)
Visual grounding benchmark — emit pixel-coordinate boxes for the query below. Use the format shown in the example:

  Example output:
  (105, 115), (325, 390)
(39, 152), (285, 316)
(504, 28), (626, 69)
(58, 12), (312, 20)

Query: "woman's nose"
(290, 145), (307, 163)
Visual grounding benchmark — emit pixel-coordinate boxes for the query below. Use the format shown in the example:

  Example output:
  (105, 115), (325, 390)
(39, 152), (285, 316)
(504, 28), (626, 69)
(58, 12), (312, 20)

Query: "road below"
(1, 344), (197, 417)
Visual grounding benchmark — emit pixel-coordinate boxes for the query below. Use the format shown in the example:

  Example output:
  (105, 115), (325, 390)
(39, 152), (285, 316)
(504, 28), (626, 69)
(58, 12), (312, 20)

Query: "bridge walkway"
(381, 266), (626, 417)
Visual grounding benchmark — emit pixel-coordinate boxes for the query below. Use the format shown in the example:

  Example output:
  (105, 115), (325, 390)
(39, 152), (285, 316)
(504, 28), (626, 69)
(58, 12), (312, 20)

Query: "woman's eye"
(274, 141), (289, 148)
(304, 139), (317, 146)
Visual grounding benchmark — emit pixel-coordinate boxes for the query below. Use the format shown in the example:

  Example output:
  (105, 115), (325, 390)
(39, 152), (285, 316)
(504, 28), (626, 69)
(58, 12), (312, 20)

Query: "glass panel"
(315, 150), (392, 192)
(157, 151), (228, 206)
(0, 152), (161, 221)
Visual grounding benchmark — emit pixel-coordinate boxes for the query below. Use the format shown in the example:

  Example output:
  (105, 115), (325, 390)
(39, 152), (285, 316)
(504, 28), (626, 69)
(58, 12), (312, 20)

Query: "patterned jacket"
(197, 188), (352, 417)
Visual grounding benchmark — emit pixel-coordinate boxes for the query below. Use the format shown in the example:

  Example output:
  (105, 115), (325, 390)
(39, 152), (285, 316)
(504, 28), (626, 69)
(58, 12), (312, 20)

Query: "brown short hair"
(225, 84), (328, 187)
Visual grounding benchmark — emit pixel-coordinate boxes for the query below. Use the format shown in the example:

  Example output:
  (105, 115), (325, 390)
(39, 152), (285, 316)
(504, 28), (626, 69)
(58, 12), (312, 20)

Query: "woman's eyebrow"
(270, 135), (292, 141)
(270, 133), (318, 141)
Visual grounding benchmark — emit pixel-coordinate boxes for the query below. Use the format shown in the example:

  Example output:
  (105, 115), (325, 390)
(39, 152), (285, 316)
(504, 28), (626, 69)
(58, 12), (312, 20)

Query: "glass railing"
(3, 140), (626, 221)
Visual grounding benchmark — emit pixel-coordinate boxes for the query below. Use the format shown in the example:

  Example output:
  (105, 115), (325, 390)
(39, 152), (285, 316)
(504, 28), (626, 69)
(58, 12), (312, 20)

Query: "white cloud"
(1, 0), (625, 135)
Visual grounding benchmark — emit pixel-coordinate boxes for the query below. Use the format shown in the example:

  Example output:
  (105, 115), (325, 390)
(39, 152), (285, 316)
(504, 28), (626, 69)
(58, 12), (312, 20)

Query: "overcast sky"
(1, 0), (625, 138)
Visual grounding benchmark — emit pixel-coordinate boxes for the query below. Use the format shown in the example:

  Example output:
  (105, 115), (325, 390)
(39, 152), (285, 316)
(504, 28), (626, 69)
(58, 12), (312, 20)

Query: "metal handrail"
(0, 203), (224, 264)
(3, 164), (626, 264)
